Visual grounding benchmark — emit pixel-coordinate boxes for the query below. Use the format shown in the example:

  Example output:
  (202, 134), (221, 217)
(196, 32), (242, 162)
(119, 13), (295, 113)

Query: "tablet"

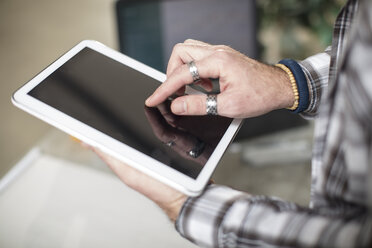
(12, 40), (242, 196)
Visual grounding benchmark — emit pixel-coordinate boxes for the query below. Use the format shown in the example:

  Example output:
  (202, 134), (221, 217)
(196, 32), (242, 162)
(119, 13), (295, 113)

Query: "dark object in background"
(116, 0), (307, 141)
(116, 0), (258, 72)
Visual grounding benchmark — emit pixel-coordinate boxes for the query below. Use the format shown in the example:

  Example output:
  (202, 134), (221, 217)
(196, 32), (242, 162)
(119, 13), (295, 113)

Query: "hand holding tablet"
(12, 40), (242, 196)
(92, 146), (187, 222)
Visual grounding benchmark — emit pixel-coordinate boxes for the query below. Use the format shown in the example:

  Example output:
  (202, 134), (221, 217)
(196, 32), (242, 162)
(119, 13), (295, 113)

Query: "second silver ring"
(206, 94), (218, 115)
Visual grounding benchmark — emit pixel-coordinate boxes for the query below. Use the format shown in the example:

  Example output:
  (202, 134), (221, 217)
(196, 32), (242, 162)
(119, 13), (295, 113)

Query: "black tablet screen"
(28, 48), (232, 179)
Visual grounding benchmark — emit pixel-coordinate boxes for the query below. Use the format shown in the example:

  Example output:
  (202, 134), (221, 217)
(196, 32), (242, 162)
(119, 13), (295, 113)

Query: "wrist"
(278, 59), (309, 113)
(161, 194), (188, 222)
(274, 64), (299, 110)
(272, 65), (298, 109)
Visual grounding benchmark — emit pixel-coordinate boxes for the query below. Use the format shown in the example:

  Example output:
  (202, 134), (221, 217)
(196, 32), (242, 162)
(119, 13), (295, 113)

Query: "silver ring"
(206, 94), (218, 115)
(187, 139), (205, 158)
(187, 61), (200, 82)
(164, 141), (175, 147)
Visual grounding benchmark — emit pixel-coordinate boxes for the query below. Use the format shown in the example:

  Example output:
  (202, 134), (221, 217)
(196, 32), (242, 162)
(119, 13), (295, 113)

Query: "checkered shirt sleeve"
(176, 185), (370, 247)
(298, 49), (331, 118)
(175, 0), (372, 247)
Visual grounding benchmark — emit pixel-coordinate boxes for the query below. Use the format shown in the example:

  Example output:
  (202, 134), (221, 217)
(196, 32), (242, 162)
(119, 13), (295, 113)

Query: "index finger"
(166, 42), (214, 76)
(145, 57), (220, 107)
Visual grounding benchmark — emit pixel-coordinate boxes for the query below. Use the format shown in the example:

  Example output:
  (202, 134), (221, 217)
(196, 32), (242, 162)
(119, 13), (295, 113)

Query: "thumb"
(170, 94), (212, 116)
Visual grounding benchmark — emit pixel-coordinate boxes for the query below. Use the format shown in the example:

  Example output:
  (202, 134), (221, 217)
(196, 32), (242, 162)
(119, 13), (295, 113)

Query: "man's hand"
(146, 39), (294, 118)
(93, 147), (187, 222)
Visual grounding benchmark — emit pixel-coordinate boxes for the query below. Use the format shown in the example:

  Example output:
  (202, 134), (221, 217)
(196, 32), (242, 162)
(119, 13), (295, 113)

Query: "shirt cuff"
(175, 185), (247, 248)
(297, 51), (331, 117)
(278, 59), (310, 113)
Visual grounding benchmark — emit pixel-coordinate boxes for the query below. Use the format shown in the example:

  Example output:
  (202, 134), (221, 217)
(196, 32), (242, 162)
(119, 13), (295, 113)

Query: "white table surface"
(0, 146), (196, 248)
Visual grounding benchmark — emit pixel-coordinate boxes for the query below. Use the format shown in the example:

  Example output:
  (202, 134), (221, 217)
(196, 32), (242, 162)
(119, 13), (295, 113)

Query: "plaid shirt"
(175, 0), (372, 247)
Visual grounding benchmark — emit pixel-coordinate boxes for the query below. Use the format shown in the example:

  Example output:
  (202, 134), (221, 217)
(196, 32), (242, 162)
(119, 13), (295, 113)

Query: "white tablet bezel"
(12, 40), (242, 196)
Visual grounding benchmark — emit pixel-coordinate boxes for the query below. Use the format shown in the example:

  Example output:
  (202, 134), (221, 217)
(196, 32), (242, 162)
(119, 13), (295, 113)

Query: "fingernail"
(172, 100), (187, 114)
(145, 95), (152, 106)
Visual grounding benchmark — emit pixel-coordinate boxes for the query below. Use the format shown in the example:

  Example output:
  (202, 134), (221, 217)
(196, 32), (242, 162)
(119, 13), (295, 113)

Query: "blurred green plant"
(257, 0), (344, 60)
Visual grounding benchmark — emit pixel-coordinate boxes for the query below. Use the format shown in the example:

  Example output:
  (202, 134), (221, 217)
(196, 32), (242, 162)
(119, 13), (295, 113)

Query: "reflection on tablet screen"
(28, 48), (232, 179)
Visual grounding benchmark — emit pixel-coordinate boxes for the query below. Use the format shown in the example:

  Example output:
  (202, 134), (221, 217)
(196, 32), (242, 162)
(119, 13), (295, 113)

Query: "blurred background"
(0, 0), (342, 247)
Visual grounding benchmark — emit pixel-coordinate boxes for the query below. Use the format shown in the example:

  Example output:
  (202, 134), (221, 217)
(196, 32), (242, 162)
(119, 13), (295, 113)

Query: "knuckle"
(189, 97), (204, 114)
(213, 51), (230, 68)
(214, 49), (230, 60)
(184, 38), (194, 43)
(214, 44), (231, 52)
(172, 43), (184, 53)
